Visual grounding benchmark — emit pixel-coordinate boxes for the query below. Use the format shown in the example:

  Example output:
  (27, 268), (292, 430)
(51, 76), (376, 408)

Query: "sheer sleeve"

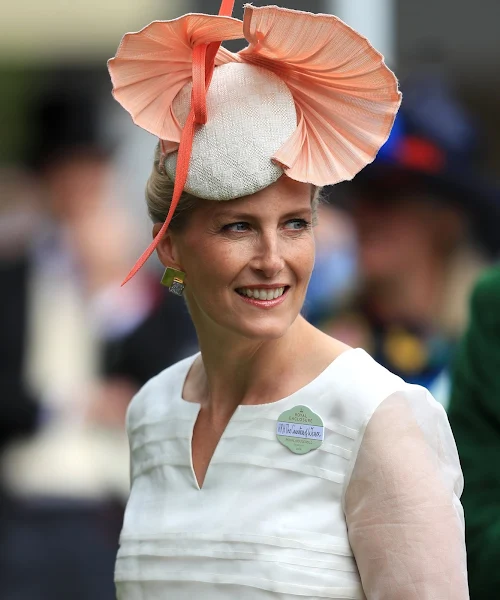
(344, 387), (469, 599)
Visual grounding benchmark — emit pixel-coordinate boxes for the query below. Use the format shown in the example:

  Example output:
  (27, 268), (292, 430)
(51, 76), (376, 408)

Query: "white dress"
(115, 348), (469, 599)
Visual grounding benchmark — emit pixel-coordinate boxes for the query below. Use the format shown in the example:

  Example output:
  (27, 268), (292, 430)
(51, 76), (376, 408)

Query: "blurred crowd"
(0, 69), (198, 599)
(1, 6), (500, 600)
(311, 69), (499, 407)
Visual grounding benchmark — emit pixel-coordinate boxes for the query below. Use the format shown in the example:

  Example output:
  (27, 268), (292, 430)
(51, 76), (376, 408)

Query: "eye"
(284, 218), (311, 231)
(223, 222), (250, 233)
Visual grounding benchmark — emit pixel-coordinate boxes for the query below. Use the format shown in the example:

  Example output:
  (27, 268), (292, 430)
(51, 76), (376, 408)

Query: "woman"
(108, 2), (469, 598)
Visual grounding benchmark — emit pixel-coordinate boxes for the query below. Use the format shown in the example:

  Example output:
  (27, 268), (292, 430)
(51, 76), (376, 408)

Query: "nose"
(250, 231), (285, 278)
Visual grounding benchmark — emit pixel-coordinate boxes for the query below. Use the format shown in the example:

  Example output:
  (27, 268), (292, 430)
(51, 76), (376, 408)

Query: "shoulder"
(327, 349), (451, 452)
(337, 352), (463, 495)
(327, 348), (411, 428)
(125, 353), (198, 434)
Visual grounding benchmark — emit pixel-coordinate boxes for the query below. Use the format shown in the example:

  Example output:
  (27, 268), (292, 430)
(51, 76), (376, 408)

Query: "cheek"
(184, 239), (243, 292)
(209, 249), (241, 285)
(289, 237), (316, 280)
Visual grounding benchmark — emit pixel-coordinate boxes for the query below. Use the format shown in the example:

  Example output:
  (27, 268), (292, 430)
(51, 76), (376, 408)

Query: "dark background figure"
(0, 59), (198, 600)
(448, 266), (500, 599)
(0, 81), (127, 600)
(0, 71), (199, 599)
(318, 72), (499, 407)
(0, 168), (41, 538)
(0, 76), (180, 599)
(0, 171), (41, 451)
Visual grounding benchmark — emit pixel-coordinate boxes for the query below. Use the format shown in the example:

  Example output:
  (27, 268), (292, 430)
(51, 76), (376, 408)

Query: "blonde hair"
(146, 143), (322, 229)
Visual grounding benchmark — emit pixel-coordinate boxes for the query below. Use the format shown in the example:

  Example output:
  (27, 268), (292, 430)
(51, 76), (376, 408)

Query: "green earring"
(161, 267), (186, 296)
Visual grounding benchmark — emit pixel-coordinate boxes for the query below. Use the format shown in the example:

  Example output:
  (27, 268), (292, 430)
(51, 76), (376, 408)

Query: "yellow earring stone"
(161, 267), (186, 296)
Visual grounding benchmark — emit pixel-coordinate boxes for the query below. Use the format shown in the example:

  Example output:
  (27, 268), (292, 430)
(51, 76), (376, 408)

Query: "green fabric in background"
(448, 266), (500, 599)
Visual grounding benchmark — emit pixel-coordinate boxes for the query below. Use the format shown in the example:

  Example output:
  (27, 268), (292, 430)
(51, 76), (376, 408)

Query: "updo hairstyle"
(146, 143), (322, 230)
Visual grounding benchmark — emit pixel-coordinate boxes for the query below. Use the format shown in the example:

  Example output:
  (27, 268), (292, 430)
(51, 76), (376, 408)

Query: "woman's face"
(166, 177), (315, 340)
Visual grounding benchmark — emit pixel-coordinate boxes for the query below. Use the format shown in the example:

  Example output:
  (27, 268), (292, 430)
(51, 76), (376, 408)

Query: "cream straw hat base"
(165, 63), (297, 201)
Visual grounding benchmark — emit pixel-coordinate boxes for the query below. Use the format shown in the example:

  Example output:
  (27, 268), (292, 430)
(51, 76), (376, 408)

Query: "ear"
(152, 224), (183, 271)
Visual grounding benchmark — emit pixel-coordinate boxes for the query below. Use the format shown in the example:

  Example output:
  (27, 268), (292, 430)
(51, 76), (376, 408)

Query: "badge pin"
(276, 405), (324, 455)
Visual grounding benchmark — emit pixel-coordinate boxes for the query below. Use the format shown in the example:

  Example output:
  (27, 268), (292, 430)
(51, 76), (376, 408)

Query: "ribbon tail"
(121, 111), (197, 286)
(122, 0), (236, 285)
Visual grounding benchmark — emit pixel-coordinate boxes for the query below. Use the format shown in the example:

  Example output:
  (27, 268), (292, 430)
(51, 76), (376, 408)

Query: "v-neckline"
(188, 402), (231, 491)
(174, 348), (360, 491)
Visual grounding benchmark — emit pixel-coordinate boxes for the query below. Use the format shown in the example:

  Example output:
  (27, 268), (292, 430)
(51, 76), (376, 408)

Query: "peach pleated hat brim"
(108, 4), (402, 188)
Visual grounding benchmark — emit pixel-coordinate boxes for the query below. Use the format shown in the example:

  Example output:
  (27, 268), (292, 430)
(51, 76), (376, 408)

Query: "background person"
(448, 266), (500, 599)
(320, 74), (499, 407)
(0, 86), (134, 600)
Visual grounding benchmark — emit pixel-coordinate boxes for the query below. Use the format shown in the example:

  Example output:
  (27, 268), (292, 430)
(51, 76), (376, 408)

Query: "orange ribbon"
(122, 0), (236, 285)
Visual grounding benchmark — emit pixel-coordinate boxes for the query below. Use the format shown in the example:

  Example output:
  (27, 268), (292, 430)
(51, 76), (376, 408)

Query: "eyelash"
(222, 219), (311, 233)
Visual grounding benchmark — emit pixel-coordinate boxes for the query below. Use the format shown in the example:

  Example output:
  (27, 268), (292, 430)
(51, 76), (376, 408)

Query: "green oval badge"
(276, 405), (324, 454)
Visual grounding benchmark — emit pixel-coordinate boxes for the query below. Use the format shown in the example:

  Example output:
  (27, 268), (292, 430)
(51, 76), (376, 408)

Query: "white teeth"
(238, 287), (286, 300)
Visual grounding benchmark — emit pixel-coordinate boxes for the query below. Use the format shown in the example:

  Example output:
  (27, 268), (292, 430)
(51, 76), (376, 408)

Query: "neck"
(190, 316), (334, 418)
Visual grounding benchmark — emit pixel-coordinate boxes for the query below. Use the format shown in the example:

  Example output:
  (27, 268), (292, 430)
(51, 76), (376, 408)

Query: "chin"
(189, 291), (304, 341)
(224, 313), (298, 341)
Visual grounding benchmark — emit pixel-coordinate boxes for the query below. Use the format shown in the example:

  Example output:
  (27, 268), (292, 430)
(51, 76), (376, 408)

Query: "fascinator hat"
(108, 0), (401, 284)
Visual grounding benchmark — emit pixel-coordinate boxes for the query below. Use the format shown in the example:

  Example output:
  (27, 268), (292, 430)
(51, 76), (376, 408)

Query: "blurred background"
(0, 1), (498, 598)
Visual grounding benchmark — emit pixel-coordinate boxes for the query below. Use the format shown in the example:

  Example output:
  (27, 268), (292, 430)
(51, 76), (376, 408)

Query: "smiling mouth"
(236, 286), (289, 301)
